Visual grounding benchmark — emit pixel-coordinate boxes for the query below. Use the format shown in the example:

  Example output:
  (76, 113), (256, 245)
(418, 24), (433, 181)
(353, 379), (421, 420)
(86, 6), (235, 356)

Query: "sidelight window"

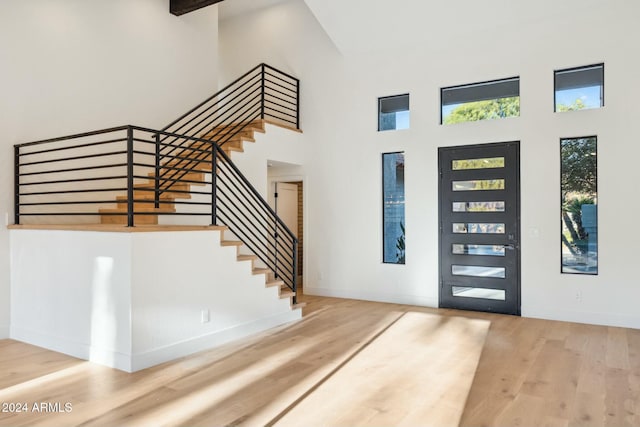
(383, 152), (405, 264)
(561, 136), (598, 274)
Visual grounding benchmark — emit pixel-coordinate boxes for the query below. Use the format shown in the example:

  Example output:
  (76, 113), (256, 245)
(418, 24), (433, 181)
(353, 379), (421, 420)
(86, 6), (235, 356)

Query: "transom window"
(555, 64), (604, 112)
(441, 77), (520, 124)
(378, 94), (410, 131)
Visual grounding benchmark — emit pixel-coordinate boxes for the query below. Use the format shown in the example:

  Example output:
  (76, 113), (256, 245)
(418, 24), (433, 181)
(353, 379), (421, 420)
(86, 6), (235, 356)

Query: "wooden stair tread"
(261, 118), (302, 133)
(279, 289), (295, 299)
(266, 279), (285, 288)
(203, 121), (264, 135)
(222, 144), (244, 154)
(221, 240), (243, 247)
(291, 302), (306, 310)
(8, 224), (228, 233)
(252, 267), (270, 275)
(237, 254), (257, 262)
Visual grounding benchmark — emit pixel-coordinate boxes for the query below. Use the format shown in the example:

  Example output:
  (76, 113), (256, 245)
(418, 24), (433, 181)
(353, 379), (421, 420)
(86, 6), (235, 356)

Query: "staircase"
(98, 119), (268, 225)
(14, 64), (302, 305)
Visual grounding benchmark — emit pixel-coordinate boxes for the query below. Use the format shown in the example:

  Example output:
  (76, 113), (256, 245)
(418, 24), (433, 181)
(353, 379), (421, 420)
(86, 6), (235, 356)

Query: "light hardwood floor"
(0, 293), (639, 427)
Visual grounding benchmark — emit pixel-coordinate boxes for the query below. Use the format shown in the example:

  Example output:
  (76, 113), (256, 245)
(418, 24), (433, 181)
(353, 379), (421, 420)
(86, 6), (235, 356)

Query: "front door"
(438, 142), (520, 315)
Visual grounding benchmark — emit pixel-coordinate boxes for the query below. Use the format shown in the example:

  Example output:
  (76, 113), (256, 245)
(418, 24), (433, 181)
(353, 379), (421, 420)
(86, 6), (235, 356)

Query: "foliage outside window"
(561, 137), (598, 274)
(383, 152), (405, 264)
(441, 77), (520, 124)
(555, 64), (604, 112)
(379, 94), (410, 131)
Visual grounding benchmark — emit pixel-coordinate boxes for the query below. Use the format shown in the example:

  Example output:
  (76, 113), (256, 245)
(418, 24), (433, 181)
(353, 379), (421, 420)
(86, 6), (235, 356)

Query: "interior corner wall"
(0, 0), (219, 339)
(220, 0), (640, 329)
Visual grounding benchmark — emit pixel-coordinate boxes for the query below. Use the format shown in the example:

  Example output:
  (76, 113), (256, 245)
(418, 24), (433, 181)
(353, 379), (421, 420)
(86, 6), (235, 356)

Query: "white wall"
(131, 231), (299, 371)
(0, 0), (220, 338)
(10, 230), (133, 370)
(10, 229), (300, 372)
(219, 0), (640, 328)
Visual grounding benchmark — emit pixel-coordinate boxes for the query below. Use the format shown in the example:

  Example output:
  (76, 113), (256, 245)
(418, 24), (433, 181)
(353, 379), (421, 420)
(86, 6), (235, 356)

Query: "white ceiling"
(302, 0), (611, 55)
(220, 0), (613, 55)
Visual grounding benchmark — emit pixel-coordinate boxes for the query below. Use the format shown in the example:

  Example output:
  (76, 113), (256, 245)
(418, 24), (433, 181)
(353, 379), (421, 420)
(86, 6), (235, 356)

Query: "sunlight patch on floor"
(0, 362), (88, 401)
(273, 311), (490, 427)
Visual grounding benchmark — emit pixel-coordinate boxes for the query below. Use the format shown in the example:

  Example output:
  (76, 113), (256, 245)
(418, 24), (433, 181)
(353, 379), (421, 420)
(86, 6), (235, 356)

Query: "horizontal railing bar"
(264, 83), (297, 101)
(161, 64), (262, 132)
(133, 186), (211, 196)
(265, 77), (297, 94)
(265, 92), (297, 109)
(18, 138), (126, 157)
(158, 105), (261, 186)
(215, 148), (296, 241)
(163, 75), (262, 140)
(168, 81), (261, 144)
(217, 209), (276, 268)
(265, 97), (297, 114)
(20, 188), (126, 196)
(214, 105), (262, 148)
(215, 193), (281, 247)
(19, 163), (127, 177)
(265, 105), (298, 120)
(264, 70), (297, 88)
(18, 212), (104, 216)
(190, 90), (262, 141)
(263, 64), (299, 83)
(216, 187), (276, 240)
(19, 150), (127, 167)
(20, 200), (124, 206)
(216, 193), (294, 258)
(157, 150), (212, 167)
(216, 165), (277, 220)
(14, 126), (129, 148)
(18, 176), (126, 186)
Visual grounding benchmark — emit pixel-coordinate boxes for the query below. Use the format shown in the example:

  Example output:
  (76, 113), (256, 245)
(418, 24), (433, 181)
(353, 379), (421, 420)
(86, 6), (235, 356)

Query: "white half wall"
(10, 229), (300, 372)
(220, 0), (640, 328)
(10, 230), (133, 371)
(130, 231), (299, 372)
(0, 0), (220, 339)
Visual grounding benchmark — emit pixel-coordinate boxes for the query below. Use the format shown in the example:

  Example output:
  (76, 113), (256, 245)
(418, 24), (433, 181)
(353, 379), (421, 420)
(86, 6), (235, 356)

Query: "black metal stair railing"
(156, 63), (299, 197)
(13, 64), (301, 302)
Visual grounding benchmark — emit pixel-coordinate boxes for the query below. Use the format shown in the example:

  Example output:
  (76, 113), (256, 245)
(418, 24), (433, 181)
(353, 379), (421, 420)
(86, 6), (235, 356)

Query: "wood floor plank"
(0, 293), (639, 427)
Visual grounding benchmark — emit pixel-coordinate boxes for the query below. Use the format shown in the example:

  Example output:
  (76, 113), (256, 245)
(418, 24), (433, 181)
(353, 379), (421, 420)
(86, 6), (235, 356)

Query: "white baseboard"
(11, 310), (302, 373)
(131, 310), (301, 372)
(10, 326), (132, 372)
(304, 286), (438, 308)
(522, 306), (640, 330)
(0, 325), (9, 339)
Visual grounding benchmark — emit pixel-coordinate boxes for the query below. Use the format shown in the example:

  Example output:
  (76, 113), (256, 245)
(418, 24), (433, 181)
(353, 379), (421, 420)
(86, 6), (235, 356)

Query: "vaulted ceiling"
(302, 0), (610, 55)
(217, 0), (615, 55)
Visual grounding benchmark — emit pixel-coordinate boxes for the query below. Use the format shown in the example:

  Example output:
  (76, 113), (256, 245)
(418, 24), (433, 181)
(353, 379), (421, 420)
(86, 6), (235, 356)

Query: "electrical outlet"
(201, 309), (210, 323)
(575, 291), (582, 302)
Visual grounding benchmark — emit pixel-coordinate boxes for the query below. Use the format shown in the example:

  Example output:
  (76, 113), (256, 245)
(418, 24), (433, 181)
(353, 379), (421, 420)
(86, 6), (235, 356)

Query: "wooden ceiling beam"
(170, 0), (224, 16)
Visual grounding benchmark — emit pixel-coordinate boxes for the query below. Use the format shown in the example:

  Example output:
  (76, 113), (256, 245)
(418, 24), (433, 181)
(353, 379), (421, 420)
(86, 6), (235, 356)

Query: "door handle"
(503, 244), (517, 250)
